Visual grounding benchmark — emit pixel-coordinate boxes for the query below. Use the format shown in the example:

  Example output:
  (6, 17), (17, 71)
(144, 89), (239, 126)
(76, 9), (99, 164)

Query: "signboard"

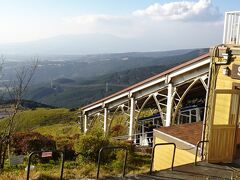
(231, 64), (240, 79)
(10, 155), (24, 166)
(41, 151), (52, 158)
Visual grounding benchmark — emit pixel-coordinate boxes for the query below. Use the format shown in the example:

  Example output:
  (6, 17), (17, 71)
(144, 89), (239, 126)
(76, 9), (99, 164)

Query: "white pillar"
(103, 108), (108, 133)
(129, 97), (135, 140)
(196, 108), (200, 122)
(84, 114), (88, 133)
(166, 83), (173, 126)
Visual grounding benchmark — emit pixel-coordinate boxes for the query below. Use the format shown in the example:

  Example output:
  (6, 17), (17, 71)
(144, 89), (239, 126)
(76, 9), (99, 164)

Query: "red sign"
(41, 151), (52, 158)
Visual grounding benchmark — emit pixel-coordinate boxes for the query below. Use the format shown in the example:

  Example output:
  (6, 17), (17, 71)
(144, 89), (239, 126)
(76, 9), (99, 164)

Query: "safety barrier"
(194, 140), (208, 165)
(149, 143), (176, 174)
(113, 131), (154, 146)
(96, 146), (128, 179)
(26, 150), (65, 180)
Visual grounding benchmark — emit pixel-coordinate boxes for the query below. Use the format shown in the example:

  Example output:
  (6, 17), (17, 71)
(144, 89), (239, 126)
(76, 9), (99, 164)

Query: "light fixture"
(222, 67), (230, 76)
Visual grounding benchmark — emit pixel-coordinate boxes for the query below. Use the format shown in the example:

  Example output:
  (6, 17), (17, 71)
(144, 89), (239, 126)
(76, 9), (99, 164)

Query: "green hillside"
(27, 66), (166, 108)
(0, 108), (78, 132)
(26, 49), (208, 108)
(34, 122), (80, 139)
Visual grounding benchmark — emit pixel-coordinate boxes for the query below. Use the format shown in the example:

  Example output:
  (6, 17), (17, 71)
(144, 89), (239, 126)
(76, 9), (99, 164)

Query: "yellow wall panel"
(153, 137), (200, 171)
(212, 56), (240, 125)
(208, 125), (236, 162)
(213, 94), (231, 125)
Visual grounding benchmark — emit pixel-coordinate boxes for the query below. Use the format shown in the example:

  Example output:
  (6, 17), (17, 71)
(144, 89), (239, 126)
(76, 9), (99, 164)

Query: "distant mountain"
(0, 34), (137, 55)
(0, 99), (55, 109)
(2, 48), (208, 84)
(25, 48), (208, 108)
(0, 34), (208, 55)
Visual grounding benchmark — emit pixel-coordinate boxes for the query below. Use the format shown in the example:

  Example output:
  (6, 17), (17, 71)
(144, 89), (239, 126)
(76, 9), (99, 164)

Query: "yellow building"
(205, 45), (240, 163)
(153, 11), (240, 169)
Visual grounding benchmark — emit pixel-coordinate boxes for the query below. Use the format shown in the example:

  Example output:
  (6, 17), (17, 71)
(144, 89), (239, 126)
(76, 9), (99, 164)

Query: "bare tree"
(0, 55), (5, 171)
(0, 58), (38, 171)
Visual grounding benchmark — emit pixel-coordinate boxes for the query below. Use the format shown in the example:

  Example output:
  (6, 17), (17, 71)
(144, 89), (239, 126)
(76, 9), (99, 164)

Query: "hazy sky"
(0, 0), (239, 53)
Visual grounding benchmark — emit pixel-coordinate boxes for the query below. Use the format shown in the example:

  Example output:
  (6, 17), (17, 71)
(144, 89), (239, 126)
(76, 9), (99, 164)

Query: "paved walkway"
(102, 162), (240, 180)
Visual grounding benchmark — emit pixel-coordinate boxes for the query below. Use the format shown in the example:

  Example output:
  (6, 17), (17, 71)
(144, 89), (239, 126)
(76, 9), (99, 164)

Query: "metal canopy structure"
(80, 53), (210, 139)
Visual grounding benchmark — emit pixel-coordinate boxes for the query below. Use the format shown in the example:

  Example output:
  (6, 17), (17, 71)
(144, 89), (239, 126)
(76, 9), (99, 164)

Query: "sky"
(0, 0), (239, 53)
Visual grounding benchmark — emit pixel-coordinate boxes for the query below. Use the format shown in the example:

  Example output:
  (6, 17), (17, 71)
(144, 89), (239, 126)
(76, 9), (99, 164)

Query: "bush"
(75, 127), (110, 162)
(110, 124), (126, 137)
(11, 132), (57, 155)
(11, 132), (59, 163)
(61, 144), (76, 161)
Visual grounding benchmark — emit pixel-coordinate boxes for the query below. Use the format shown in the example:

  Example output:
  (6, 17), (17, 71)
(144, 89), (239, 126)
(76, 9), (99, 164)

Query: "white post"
(84, 114), (88, 133)
(223, 12), (228, 44)
(103, 108), (108, 133)
(196, 108), (200, 122)
(129, 97), (135, 140)
(237, 14), (240, 44)
(166, 83), (173, 126)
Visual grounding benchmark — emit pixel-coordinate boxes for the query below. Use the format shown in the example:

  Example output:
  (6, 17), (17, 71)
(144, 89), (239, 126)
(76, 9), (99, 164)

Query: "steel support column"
(166, 83), (173, 126)
(103, 108), (108, 133)
(129, 97), (135, 140)
(84, 114), (88, 133)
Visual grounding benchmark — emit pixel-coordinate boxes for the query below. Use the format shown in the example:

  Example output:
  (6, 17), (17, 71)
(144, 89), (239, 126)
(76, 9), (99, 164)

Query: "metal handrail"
(149, 143), (176, 175)
(113, 131), (154, 138)
(113, 131), (154, 140)
(113, 132), (154, 146)
(26, 150), (65, 180)
(194, 140), (209, 165)
(96, 146), (128, 179)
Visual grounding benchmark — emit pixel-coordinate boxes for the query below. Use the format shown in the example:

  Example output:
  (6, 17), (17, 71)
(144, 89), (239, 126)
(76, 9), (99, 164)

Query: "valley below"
(1, 48), (208, 108)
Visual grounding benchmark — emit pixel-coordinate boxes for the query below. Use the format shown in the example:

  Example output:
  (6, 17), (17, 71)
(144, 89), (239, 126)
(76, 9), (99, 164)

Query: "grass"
(34, 122), (80, 139)
(0, 152), (151, 180)
(0, 107), (153, 179)
(34, 122), (81, 147)
(0, 108), (78, 132)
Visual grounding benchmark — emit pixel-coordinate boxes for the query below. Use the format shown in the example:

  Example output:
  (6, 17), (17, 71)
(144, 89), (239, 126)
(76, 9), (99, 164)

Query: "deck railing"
(223, 11), (240, 45)
(96, 146), (128, 179)
(149, 143), (176, 174)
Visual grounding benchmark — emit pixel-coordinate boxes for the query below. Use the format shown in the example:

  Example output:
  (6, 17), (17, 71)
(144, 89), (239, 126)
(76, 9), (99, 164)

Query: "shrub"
(11, 132), (59, 163)
(110, 124), (126, 137)
(69, 108), (77, 112)
(75, 127), (110, 162)
(11, 132), (57, 155)
(61, 144), (76, 161)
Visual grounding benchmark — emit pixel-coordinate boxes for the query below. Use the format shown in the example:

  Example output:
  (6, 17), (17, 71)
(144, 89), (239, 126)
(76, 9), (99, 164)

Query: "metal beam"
(153, 93), (166, 124)
(81, 57), (211, 130)
(172, 78), (200, 124)
(103, 108), (108, 133)
(166, 83), (173, 126)
(129, 97), (135, 140)
(84, 115), (88, 133)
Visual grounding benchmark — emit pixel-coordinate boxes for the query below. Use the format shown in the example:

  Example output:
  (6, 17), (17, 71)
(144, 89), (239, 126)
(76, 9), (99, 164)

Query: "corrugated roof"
(82, 53), (210, 110)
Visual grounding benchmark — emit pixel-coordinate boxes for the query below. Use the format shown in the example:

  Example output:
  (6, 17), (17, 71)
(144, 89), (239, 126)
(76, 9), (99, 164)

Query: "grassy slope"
(0, 108), (79, 132)
(0, 108), (152, 179)
(34, 122), (80, 138)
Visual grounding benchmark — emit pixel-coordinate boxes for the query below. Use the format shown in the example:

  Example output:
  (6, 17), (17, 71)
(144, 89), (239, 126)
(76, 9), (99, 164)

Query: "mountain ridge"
(0, 33), (208, 55)
(24, 48), (208, 107)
